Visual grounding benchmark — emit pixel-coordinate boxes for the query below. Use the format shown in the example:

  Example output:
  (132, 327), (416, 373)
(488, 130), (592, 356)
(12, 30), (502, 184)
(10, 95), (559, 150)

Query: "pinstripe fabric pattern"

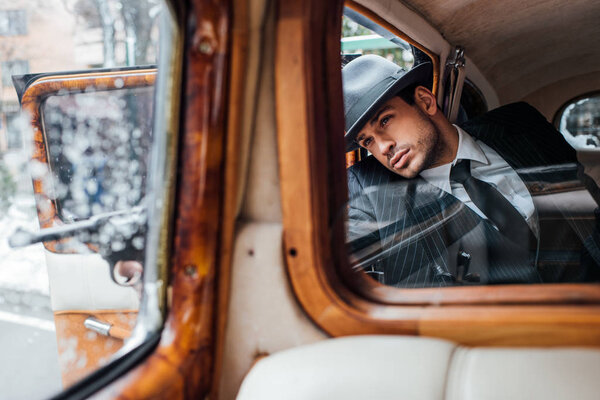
(461, 103), (577, 168)
(347, 156), (540, 287)
(346, 102), (587, 287)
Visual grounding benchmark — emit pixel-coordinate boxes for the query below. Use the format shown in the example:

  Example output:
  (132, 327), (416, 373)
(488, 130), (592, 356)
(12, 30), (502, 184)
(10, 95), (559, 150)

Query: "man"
(343, 54), (591, 287)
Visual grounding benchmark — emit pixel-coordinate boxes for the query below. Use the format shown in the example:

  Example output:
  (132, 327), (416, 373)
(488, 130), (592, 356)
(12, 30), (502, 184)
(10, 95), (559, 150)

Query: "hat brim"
(344, 62), (433, 152)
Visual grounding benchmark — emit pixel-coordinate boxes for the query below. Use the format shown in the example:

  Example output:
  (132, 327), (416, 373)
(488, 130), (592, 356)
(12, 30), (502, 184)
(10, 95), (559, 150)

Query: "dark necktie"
(450, 159), (532, 241)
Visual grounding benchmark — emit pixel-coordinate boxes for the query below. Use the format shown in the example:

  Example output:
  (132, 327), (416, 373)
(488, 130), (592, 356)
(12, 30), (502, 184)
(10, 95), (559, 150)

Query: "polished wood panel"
(94, 0), (231, 398)
(351, 275), (600, 306)
(20, 69), (156, 253)
(211, 0), (251, 397)
(419, 305), (600, 346)
(275, 0), (600, 345)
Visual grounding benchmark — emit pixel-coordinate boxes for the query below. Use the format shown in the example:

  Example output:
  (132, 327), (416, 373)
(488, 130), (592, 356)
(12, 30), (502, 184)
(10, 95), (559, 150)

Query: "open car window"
(341, 8), (414, 69)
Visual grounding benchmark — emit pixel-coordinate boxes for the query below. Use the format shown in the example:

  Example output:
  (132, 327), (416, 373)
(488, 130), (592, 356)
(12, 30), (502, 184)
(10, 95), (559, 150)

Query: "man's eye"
(380, 116), (391, 128)
(362, 137), (373, 148)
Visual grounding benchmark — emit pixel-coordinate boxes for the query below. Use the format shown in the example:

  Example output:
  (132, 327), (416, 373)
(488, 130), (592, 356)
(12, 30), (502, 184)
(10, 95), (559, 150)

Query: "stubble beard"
(414, 109), (443, 174)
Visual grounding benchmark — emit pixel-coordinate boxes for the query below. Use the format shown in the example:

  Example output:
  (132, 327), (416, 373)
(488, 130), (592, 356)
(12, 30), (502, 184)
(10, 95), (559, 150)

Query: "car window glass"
(342, 10), (414, 70)
(459, 79), (488, 122)
(557, 94), (600, 149)
(43, 86), (154, 222)
(0, 0), (175, 397)
(340, 12), (600, 291)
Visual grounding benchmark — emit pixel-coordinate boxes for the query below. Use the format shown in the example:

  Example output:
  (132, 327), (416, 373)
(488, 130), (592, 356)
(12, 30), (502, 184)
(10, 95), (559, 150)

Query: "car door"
(0, 0), (186, 398)
(11, 67), (156, 387)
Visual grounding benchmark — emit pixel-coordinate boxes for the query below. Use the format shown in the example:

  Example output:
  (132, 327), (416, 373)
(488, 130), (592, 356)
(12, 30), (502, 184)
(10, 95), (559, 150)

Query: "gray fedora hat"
(342, 55), (433, 151)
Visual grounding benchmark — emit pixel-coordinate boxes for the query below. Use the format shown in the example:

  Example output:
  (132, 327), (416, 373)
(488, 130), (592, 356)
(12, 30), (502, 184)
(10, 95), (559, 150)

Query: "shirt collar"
(453, 125), (489, 166)
(419, 125), (489, 190)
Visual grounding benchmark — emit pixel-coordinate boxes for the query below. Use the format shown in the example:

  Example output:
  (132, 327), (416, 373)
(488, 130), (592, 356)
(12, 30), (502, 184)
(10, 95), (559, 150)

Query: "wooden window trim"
(276, 0), (600, 345)
(91, 0), (231, 397)
(20, 69), (156, 253)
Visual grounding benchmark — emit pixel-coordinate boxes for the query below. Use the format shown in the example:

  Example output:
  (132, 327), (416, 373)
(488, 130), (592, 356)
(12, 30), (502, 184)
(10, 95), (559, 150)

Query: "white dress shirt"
(420, 125), (539, 237)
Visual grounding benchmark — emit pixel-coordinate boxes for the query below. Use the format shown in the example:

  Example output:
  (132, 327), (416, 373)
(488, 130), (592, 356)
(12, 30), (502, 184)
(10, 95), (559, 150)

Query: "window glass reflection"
(341, 18), (600, 289)
(43, 87), (153, 221)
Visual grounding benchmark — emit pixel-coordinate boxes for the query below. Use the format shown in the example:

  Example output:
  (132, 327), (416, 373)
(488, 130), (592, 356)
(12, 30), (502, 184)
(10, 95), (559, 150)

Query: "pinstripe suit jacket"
(346, 102), (584, 287)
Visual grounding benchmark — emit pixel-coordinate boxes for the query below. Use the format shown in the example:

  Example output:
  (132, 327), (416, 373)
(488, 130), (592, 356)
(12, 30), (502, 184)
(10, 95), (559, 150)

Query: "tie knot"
(450, 159), (471, 184)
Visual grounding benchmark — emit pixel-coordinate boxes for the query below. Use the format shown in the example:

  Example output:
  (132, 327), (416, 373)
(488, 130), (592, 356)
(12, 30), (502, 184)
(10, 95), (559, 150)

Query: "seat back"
(237, 336), (600, 400)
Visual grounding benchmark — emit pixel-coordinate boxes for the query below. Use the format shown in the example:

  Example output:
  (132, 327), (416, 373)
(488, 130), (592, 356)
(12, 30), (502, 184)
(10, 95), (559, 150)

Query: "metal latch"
(442, 46), (466, 124)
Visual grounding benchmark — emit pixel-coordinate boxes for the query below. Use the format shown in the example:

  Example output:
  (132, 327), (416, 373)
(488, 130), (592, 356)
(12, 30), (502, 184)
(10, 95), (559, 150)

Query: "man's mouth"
(390, 148), (410, 170)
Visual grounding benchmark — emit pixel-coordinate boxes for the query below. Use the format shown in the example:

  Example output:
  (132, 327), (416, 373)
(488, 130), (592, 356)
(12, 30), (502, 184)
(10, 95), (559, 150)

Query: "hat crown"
(342, 55), (404, 117)
(341, 55), (432, 151)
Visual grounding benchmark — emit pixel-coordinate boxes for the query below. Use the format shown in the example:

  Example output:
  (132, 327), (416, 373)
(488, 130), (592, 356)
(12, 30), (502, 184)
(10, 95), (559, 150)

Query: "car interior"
(2, 0), (600, 398)
(228, 0), (600, 398)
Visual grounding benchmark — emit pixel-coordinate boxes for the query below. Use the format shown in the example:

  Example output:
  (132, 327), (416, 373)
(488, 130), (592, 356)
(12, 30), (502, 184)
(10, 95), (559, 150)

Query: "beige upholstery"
(522, 72), (600, 122)
(533, 189), (598, 217)
(237, 336), (455, 400)
(218, 222), (327, 400)
(217, 1), (327, 399)
(396, 0), (600, 103)
(236, 336), (600, 400)
(45, 251), (139, 311)
(446, 347), (600, 400)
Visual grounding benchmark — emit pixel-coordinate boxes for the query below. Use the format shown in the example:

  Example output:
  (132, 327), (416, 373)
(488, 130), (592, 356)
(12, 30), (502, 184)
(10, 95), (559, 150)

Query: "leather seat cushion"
(236, 335), (600, 400)
(237, 336), (455, 400)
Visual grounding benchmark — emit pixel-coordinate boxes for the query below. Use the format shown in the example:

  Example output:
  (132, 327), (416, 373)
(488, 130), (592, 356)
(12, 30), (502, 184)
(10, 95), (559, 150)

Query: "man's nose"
(378, 137), (395, 157)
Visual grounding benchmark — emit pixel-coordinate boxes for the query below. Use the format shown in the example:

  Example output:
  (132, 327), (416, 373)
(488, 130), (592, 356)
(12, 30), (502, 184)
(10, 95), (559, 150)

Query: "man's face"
(355, 96), (440, 178)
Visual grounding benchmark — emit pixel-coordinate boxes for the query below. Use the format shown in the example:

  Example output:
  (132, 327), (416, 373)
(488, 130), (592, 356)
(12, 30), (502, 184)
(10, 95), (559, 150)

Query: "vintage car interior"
(1, 0), (600, 398)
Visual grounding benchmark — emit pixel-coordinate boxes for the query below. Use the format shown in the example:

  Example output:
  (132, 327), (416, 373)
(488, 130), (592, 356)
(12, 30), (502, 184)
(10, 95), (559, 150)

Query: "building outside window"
(0, 10), (27, 36)
(5, 112), (22, 149)
(1, 60), (29, 87)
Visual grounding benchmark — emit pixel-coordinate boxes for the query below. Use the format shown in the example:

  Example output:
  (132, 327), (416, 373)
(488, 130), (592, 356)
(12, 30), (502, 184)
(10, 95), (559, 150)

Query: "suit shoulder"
(347, 155), (397, 184)
(348, 155), (380, 173)
(460, 102), (546, 131)
(460, 102), (577, 167)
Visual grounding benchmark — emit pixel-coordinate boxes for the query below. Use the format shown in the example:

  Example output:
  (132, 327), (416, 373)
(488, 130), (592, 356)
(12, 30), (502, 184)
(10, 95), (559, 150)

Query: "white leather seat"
(45, 251), (139, 311)
(236, 335), (600, 400)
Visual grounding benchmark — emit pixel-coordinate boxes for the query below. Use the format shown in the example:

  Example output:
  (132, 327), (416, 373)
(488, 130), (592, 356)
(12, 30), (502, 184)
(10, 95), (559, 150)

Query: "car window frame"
(276, 0), (600, 345)
(17, 68), (156, 254)
(38, 0), (233, 397)
(553, 90), (600, 145)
